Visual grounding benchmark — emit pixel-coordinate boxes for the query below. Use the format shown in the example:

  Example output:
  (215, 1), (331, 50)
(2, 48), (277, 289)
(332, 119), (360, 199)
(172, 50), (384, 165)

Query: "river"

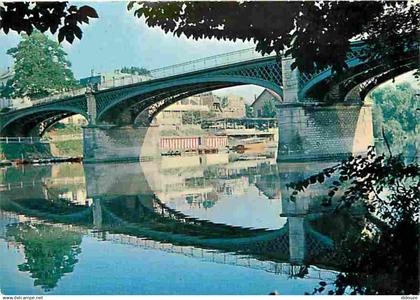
(0, 154), (365, 295)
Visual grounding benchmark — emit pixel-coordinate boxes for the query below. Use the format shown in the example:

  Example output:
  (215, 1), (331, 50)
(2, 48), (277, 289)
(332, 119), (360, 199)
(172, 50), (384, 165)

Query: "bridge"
(0, 189), (336, 269)
(0, 41), (417, 162)
(0, 159), (365, 270)
(0, 210), (338, 283)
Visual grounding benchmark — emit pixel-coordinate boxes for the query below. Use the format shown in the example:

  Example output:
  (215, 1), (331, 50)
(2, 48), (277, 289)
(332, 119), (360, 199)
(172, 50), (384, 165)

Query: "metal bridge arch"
(95, 59), (284, 122)
(300, 49), (418, 102)
(0, 106), (89, 136)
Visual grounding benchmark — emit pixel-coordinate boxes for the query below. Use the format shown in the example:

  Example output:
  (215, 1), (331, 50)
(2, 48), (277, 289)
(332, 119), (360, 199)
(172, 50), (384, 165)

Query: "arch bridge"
(0, 41), (416, 162)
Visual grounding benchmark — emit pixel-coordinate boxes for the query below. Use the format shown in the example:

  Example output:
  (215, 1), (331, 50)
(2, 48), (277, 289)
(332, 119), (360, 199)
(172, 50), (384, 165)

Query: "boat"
(230, 137), (267, 153)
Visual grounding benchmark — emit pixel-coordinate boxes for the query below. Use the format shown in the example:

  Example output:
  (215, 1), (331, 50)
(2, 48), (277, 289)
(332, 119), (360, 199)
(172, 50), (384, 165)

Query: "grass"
(0, 143), (52, 160)
(45, 124), (83, 137)
(160, 127), (207, 137)
(52, 140), (83, 157)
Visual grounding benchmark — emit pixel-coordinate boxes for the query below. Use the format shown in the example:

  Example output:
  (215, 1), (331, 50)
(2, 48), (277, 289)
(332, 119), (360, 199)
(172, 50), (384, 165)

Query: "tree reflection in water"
(290, 148), (419, 295)
(6, 223), (82, 291)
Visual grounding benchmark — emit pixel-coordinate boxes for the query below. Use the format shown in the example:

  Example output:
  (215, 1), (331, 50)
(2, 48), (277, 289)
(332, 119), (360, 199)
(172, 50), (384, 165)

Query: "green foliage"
(0, 79), (14, 98)
(48, 124), (83, 136)
(160, 126), (205, 137)
(0, 143), (52, 160)
(289, 147), (419, 294)
(120, 66), (151, 76)
(6, 223), (82, 291)
(201, 110), (217, 120)
(182, 111), (201, 125)
(129, 2), (419, 74)
(7, 31), (78, 99)
(261, 100), (277, 118)
(220, 96), (229, 108)
(0, 2), (98, 43)
(53, 140), (83, 157)
(245, 104), (253, 118)
(0, 107), (11, 113)
(371, 82), (419, 155)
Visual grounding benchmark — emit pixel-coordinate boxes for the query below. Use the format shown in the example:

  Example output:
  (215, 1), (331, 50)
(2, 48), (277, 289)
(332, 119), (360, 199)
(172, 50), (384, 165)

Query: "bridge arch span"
(0, 106), (89, 137)
(344, 62), (417, 103)
(96, 73), (284, 123)
(301, 50), (418, 102)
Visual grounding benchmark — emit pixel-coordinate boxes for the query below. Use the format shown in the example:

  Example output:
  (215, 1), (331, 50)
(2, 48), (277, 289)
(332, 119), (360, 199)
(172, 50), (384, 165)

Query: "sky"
(1, 2), (417, 102)
(0, 2), (264, 103)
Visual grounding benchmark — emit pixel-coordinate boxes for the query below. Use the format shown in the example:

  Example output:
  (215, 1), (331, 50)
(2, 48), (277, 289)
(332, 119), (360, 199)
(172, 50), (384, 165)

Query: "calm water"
(0, 154), (360, 295)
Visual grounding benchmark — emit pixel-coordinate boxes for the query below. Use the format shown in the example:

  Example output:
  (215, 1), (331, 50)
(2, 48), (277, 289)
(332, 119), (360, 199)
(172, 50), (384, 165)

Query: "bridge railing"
(0, 210), (339, 281)
(149, 47), (267, 78)
(0, 136), (48, 144)
(31, 88), (87, 106)
(9, 48), (271, 109)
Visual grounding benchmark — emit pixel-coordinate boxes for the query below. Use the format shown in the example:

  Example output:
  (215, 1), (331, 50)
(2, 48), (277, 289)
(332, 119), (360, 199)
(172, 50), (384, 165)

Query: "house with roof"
(251, 89), (283, 117)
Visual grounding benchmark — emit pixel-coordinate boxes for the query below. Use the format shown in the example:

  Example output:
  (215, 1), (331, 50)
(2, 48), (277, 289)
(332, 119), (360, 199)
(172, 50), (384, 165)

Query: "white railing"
(0, 136), (48, 144)
(11, 48), (271, 109)
(0, 177), (85, 192)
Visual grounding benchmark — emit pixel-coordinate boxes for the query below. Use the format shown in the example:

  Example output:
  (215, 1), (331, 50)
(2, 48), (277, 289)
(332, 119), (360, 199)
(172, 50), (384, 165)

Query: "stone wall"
(281, 56), (299, 103)
(82, 125), (160, 163)
(277, 104), (373, 161)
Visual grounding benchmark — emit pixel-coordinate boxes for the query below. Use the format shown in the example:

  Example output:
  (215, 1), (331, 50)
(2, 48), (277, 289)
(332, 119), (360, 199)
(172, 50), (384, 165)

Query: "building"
(11, 96), (32, 109)
(0, 98), (12, 109)
(0, 67), (14, 89)
(251, 89), (283, 117)
(153, 97), (210, 126)
(79, 69), (152, 88)
(59, 114), (88, 126)
(0, 68), (14, 109)
(200, 92), (218, 109)
(153, 92), (246, 125)
(218, 94), (246, 118)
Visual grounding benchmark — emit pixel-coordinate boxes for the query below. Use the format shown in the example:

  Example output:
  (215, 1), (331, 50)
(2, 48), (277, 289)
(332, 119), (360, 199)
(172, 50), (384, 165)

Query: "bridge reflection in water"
(0, 155), (366, 294)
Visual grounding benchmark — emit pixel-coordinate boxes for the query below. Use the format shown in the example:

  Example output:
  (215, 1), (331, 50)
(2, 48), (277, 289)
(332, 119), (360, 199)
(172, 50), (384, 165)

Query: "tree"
(120, 66), (151, 76)
(261, 100), (277, 118)
(7, 31), (78, 99)
(6, 223), (82, 291)
(129, 1), (419, 74)
(0, 79), (14, 98)
(245, 104), (253, 118)
(220, 96), (229, 108)
(0, 2), (98, 43)
(289, 148), (419, 294)
(370, 82), (418, 155)
(182, 111), (201, 125)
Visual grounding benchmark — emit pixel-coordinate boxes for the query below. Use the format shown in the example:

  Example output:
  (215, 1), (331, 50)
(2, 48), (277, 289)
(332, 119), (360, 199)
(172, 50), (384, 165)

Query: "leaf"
(127, 1), (135, 10)
(79, 6), (98, 18)
(66, 31), (75, 43)
(58, 30), (65, 43)
(73, 26), (82, 40)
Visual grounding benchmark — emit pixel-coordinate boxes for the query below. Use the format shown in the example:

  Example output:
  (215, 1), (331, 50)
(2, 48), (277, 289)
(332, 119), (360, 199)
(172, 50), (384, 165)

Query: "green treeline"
(371, 82), (419, 156)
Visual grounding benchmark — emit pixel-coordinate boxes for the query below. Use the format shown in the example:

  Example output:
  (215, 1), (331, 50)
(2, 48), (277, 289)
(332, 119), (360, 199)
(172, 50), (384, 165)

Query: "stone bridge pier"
(82, 125), (160, 163)
(82, 88), (161, 163)
(79, 55), (373, 163)
(276, 103), (373, 161)
(276, 56), (374, 162)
